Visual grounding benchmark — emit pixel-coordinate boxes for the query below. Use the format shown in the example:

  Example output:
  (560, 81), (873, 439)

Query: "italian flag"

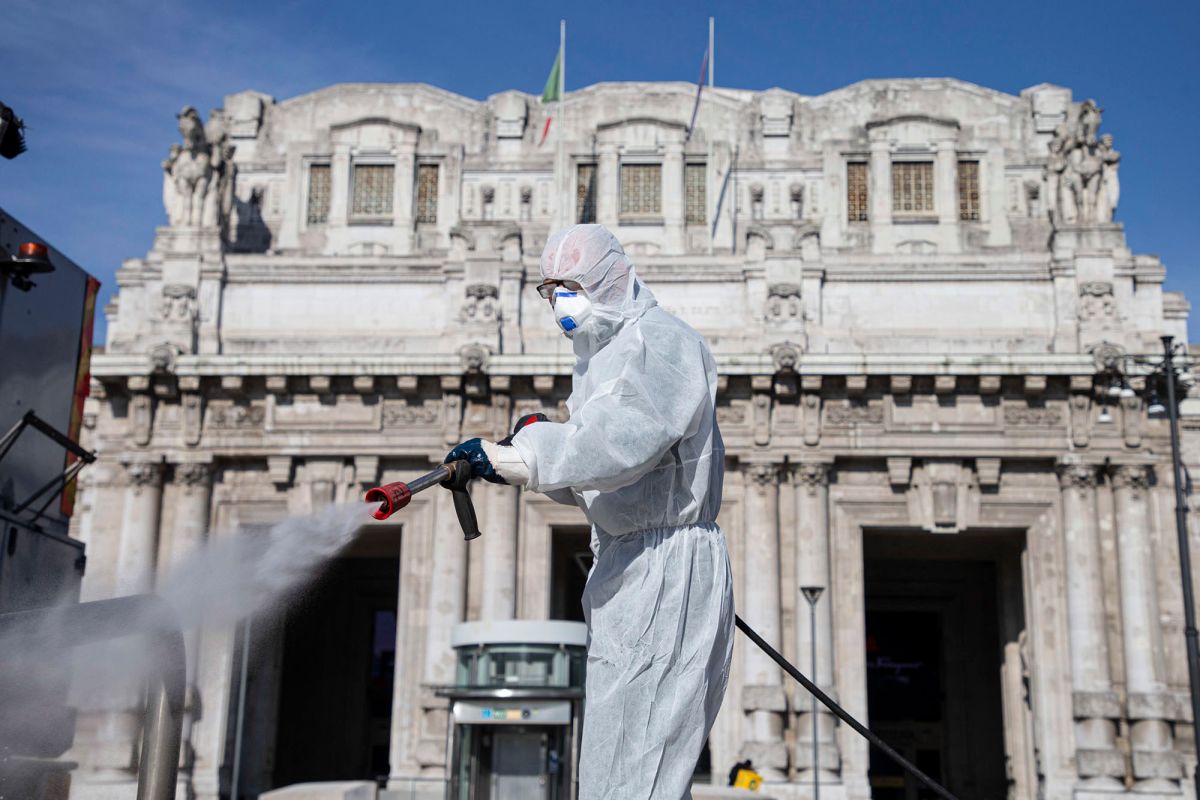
(539, 28), (564, 147)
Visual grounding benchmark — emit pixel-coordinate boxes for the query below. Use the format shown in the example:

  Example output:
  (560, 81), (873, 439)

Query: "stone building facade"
(69, 77), (1200, 800)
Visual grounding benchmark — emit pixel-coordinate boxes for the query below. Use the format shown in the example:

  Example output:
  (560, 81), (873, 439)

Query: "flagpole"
(558, 19), (566, 227)
(709, 16), (714, 88)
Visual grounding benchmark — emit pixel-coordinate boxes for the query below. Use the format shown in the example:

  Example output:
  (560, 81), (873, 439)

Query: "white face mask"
(553, 290), (593, 338)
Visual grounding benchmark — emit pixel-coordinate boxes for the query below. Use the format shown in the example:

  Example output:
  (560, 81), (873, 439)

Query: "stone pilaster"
(740, 460), (788, 779)
(1111, 464), (1180, 790)
(165, 462), (213, 791)
(480, 482), (519, 620)
(794, 460), (840, 782)
(596, 143), (619, 229)
(417, 484), (468, 773)
(114, 460), (165, 596)
(662, 140), (685, 253)
(1056, 458), (1123, 787)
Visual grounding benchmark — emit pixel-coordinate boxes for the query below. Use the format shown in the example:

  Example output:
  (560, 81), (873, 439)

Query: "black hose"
(735, 614), (963, 800)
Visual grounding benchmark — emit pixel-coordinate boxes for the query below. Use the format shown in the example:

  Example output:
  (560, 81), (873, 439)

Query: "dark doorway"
(272, 526), (400, 788)
(549, 527), (591, 622)
(864, 531), (1017, 800)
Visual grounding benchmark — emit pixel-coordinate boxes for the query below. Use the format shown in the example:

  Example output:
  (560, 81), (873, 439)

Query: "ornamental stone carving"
(1056, 462), (1097, 494)
(459, 343), (491, 374)
(1110, 464), (1152, 494)
(715, 404), (748, 425)
(1003, 404), (1063, 427)
(125, 461), (164, 493)
(766, 284), (802, 322)
(208, 403), (265, 429)
(459, 284), (500, 323)
(162, 106), (237, 234)
(1044, 99), (1120, 226)
(1078, 282), (1116, 322)
(745, 462), (781, 491)
(825, 402), (883, 426)
(795, 462), (831, 495)
(383, 402), (441, 427)
(160, 284), (198, 322)
(173, 462), (212, 494)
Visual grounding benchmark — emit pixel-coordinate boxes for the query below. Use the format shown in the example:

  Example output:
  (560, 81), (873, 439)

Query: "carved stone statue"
(1045, 123), (1075, 225)
(1078, 99), (1102, 146)
(1043, 99), (1119, 226)
(1097, 133), (1120, 222)
(162, 105), (237, 233)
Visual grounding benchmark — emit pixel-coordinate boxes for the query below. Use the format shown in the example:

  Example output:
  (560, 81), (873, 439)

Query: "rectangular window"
(306, 164), (330, 224)
(686, 163), (706, 225)
(847, 162), (868, 222)
(576, 163), (597, 224)
(892, 161), (934, 215)
(416, 164), (439, 223)
(351, 164), (394, 218)
(958, 160), (980, 221)
(620, 164), (662, 218)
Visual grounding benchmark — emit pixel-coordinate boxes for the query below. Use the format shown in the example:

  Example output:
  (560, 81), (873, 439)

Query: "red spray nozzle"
(365, 481), (413, 521)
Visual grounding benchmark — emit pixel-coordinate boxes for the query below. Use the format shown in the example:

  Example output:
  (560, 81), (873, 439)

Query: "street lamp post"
(801, 586), (825, 800)
(1160, 336), (1200, 800)
(1099, 336), (1200, 796)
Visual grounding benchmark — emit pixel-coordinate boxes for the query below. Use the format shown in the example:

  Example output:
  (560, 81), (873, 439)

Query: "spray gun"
(363, 413), (548, 540)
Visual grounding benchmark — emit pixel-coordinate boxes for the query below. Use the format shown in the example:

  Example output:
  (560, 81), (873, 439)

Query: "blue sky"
(4, 0), (1198, 343)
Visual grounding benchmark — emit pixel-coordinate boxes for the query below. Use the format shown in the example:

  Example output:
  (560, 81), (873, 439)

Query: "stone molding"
(1075, 748), (1126, 779)
(742, 684), (788, 713)
(1131, 750), (1183, 780)
(739, 739), (789, 771)
(1128, 691), (1192, 722)
(1071, 689), (1121, 720)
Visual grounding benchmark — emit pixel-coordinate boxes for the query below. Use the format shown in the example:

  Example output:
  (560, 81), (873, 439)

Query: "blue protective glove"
(444, 438), (505, 484)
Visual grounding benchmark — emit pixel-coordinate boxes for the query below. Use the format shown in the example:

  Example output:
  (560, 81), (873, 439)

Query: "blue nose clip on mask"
(553, 290), (593, 338)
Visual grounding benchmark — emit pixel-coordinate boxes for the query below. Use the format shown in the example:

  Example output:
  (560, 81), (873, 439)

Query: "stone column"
(416, 485), (468, 773)
(1111, 464), (1179, 790)
(114, 460), (165, 596)
(662, 140), (686, 254)
(165, 462), (213, 795)
(597, 143), (620, 229)
(794, 460), (840, 783)
(82, 460), (165, 787)
(481, 483), (520, 620)
(1056, 459), (1123, 788)
(740, 460), (788, 779)
(868, 139), (891, 224)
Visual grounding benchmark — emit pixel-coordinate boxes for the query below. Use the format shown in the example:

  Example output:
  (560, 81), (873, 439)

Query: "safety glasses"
(536, 279), (583, 300)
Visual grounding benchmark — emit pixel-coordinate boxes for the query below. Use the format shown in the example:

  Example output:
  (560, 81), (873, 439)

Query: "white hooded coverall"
(506, 225), (735, 800)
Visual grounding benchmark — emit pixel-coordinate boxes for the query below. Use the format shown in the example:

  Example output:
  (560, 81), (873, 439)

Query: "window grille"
(958, 160), (980, 221)
(576, 164), (596, 224)
(892, 161), (934, 214)
(351, 164), (394, 218)
(416, 164), (439, 223)
(306, 164), (330, 224)
(620, 164), (661, 217)
(847, 162), (868, 222)
(686, 164), (706, 224)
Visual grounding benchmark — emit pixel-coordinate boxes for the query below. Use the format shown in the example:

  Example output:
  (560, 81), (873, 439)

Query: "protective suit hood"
(540, 224), (658, 359)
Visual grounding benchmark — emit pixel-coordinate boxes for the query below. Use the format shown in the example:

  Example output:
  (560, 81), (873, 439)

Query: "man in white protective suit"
(444, 223), (735, 799)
